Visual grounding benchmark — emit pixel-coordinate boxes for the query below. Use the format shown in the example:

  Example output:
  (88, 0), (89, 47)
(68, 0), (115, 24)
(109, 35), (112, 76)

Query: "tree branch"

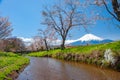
(103, 0), (120, 21)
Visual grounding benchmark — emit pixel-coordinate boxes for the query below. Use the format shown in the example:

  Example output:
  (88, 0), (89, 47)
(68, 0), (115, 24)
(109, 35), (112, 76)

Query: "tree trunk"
(61, 37), (65, 50)
(112, 0), (120, 21)
(44, 39), (49, 51)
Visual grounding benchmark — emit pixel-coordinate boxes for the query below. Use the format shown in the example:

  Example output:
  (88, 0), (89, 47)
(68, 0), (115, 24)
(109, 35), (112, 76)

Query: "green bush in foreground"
(0, 52), (29, 80)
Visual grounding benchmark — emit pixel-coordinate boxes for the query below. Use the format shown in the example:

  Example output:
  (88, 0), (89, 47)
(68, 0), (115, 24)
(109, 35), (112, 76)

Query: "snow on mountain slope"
(78, 34), (103, 42)
(65, 34), (103, 44)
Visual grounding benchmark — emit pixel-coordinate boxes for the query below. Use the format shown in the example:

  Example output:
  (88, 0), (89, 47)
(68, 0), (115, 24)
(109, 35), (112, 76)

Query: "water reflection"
(17, 57), (120, 80)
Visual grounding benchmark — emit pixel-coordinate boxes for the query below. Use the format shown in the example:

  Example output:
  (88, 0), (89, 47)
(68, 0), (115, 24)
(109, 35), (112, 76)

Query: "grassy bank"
(29, 41), (120, 71)
(0, 52), (29, 80)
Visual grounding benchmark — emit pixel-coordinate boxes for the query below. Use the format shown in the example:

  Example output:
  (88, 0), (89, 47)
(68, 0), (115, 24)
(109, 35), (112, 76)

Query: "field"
(0, 52), (29, 80)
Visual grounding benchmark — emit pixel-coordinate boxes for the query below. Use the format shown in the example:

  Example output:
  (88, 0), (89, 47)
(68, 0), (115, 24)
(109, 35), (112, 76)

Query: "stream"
(16, 57), (120, 80)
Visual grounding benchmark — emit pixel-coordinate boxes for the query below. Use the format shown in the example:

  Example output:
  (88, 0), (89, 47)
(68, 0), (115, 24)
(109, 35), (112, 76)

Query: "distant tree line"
(0, 37), (25, 52)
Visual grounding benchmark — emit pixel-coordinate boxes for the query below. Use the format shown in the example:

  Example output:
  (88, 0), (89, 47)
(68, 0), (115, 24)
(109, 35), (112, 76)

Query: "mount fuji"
(69, 34), (113, 46)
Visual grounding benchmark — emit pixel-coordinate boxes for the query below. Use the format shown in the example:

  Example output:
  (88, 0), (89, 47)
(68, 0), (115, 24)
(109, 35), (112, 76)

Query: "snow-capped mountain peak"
(78, 34), (103, 42)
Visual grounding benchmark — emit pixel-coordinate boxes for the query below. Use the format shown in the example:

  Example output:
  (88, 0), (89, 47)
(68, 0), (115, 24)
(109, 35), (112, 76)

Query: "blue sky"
(0, 0), (120, 40)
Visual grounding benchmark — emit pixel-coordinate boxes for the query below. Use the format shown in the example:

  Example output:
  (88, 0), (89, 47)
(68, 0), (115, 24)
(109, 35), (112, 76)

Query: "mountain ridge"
(68, 34), (113, 46)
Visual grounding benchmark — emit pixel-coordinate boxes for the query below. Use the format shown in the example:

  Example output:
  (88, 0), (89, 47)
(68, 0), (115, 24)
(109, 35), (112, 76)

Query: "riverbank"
(29, 41), (120, 71)
(0, 52), (29, 80)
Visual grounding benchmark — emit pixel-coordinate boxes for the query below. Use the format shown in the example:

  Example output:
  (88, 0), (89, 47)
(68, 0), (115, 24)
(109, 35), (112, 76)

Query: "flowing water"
(17, 57), (120, 80)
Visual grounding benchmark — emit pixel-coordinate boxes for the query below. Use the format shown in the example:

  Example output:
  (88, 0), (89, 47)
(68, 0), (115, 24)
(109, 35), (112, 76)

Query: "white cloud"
(18, 37), (33, 42)
(18, 37), (77, 46)
(65, 40), (77, 44)
(51, 39), (77, 45)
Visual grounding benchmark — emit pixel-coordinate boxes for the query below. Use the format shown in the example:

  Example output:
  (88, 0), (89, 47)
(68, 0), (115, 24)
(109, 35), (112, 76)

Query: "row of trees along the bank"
(40, 0), (120, 50)
(0, 16), (26, 52)
(0, 37), (26, 52)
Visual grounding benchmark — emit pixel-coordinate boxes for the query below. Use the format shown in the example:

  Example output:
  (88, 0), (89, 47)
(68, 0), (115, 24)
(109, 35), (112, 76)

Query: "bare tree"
(42, 0), (92, 50)
(32, 36), (45, 51)
(38, 27), (57, 51)
(0, 17), (13, 39)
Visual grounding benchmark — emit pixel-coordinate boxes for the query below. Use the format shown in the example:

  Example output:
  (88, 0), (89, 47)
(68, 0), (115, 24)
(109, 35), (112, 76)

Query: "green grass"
(29, 41), (120, 57)
(0, 52), (29, 80)
(64, 41), (120, 54)
(29, 49), (61, 57)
